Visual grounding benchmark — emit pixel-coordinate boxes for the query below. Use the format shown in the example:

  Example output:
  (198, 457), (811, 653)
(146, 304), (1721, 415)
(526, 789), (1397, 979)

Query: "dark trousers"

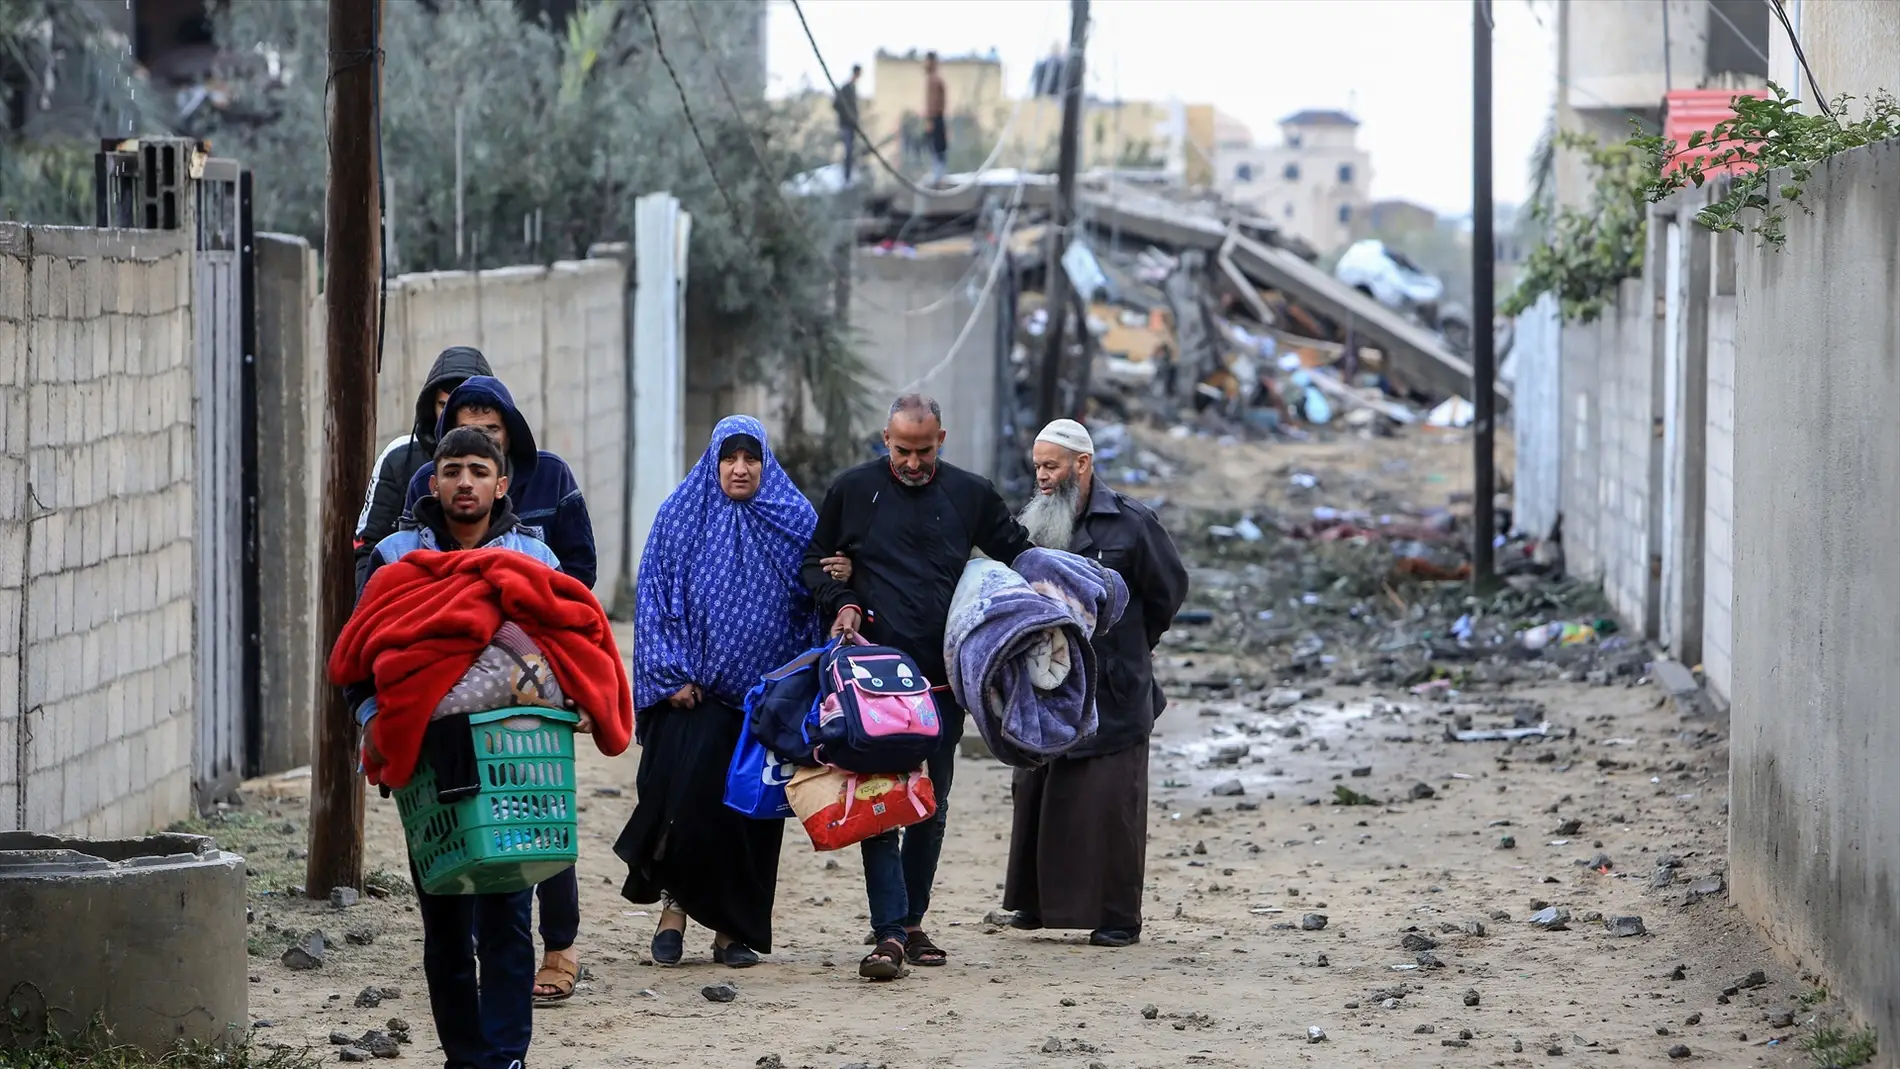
(840, 126), (857, 183)
(861, 702), (961, 941)
(414, 862), (535, 1069)
(536, 865), (578, 952)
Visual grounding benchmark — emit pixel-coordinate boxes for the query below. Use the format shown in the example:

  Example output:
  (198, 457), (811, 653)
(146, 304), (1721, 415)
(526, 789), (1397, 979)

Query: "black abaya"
(612, 699), (783, 953)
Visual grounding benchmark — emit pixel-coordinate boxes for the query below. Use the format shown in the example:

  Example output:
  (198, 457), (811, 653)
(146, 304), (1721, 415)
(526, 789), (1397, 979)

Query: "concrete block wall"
(1595, 278), (1656, 632)
(374, 258), (630, 598)
(1700, 235), (1737, 703)
(252, 235), (323, 775)
(850, 250), (1002, 480)
(0, 223), (198, 836)
(1729, 140), (1900, 1052)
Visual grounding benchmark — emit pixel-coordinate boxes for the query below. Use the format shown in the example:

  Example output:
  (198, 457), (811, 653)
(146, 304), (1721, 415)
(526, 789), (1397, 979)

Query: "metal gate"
(192, 157), (247, 810)
(97, 140), (252, 811)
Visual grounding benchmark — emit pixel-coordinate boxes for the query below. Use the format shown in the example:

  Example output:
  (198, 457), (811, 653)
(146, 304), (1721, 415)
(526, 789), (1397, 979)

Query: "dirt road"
(226, 430), (1824, 1069)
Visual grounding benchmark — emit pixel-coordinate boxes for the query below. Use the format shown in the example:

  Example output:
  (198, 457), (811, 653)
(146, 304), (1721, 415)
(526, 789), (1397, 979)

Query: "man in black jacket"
(1003, 419), (1188, 948)
(803, 394), (1033, 981)
(354, 345), (492, 590)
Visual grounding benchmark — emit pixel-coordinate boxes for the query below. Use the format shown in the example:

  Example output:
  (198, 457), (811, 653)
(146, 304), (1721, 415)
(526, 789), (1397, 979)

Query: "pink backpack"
(808, 637), (943, 774)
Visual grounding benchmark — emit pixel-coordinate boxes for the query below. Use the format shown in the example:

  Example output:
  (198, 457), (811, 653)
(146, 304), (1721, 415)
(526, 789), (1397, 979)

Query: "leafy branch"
(1632, 82), (1900, 246)
(1500, 131), (1651, 323)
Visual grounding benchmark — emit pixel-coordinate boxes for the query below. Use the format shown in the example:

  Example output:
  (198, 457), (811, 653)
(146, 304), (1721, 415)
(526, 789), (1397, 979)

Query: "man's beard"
(890, 458), (936, 487)
(1020, 474), (1081, 549)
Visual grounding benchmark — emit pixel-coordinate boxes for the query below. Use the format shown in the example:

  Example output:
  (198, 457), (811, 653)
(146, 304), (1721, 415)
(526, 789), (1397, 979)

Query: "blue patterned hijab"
(633, 415), (821, 711)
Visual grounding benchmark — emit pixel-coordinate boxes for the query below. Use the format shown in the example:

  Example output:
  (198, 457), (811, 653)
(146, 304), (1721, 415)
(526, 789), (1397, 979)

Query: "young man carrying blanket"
(329, 427), (633, 1069)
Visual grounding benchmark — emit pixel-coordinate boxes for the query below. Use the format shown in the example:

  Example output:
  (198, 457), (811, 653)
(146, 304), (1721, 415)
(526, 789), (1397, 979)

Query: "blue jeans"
(861, 705), (962, 942)
(414, 863), (534, 1069)
(536, 865), (578, 951)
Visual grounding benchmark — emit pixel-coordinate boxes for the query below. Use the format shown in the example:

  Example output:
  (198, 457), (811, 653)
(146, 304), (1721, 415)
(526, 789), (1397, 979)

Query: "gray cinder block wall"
(249, 252), (629, 778)
(849, 250), (1002, 480)
(1729, 140), (1900, 1052)
(0, 223), (199, 836)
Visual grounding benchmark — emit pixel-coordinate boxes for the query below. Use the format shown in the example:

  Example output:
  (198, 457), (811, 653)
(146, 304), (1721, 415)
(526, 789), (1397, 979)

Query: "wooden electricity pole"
(308, 0), (383, 898)
(1035, 0), (1089, 428)
(1470, 0), (1497, 585)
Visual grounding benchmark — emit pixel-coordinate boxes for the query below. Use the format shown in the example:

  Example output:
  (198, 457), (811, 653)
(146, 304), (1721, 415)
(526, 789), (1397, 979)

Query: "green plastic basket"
(394, 706), (581, 896)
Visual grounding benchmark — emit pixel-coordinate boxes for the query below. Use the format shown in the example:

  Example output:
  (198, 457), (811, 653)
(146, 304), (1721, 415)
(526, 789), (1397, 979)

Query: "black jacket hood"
(413, 346), (494, 445)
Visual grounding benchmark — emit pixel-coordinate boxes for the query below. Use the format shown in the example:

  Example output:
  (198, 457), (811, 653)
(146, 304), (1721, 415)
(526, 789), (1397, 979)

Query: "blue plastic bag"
(723, 731), (798, 820)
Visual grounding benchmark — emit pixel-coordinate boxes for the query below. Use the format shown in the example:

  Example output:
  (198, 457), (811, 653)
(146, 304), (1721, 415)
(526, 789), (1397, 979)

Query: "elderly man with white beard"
(1003, 419), (1189, 947)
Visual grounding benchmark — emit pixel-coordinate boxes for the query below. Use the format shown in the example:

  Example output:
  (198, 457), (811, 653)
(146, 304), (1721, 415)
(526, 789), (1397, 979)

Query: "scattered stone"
(1768, 1010), (1795, 1029)
(354, 987), (383, 1009)
(1734, 969), (1768, 991)
(825, 859), (841, 871)
(1667, 1044), (1691, 1059)
(755, 1057), (784, 1069)
(1463, 920), (1487, 937)
(1141, 1005), (1159, 1020)
(984, 909), (1017, 926)
(1306, 1026), (1327, 1044)
(1489, 910), (1512, 922)
(1657, 1027), (1671, 1036)
(1399, 933), (1438, 952)
(1463, 989), (1481, 1007)
(358, 1031), (400, 1059)
(1652, 866), (1677, 890)
(1193, 841), (1207, 855)
(1344, 1001), (1360, 1009)
(385, 1019), (410, 1039)
(1040, 1037), (1063, 1054)
(1315, 953), (1329, 967)
(281, 933), (325, 971)
(1670, 965), (1688, 981)
(338, 1048), (371, 1063)
(1605, 915), (1647, 938)
(1060, 997), (1077, 1008)
(1415, 952), (1444, 969)
(1547, 1044), (1564, 1056)
(1408, 782), (1437, 801)
(329, 1032), (354, 1046)
(1498, 835), (1517, 850)
(1513, 1040), (1524, 1053)
(1528, 907), (1571, 931)
(1554, 818), (1584, 836)
(345, 929), (376, 947)
(1686, 874), (1727, 902)
(1211, 779), (1245, 798)
(1350, 766), (1372, 777)
(1382, 998), (1401, 1010)
(1685, 1013), (1702, 1026)
(701, 983), (738, 1004)
(1585, 852), (1614, 871)
(1301, 914), (1328, 931)
(377, 987), (402, 1001)
(1267, 689), (1305, 710)
(1579, 910), (1604, 924)
(330, 887), (360, 909)
(1414, 1024), (1436, 1034)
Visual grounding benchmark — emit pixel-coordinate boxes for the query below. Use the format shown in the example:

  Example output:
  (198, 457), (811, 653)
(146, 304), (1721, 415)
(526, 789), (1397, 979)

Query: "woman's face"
(720, 448), (762, 501)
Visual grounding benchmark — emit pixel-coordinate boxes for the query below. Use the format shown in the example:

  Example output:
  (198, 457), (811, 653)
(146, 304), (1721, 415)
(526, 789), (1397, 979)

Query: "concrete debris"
(282, 933), (325, 971)
(329, 887), (360, 910)
(1604, 916), (1647, 938)
(1306, 1026), (1327, 1043)
(1301, 914), (1329, 931)
(1528, 907), (1571, 931)
(701, 983), (739, 1004)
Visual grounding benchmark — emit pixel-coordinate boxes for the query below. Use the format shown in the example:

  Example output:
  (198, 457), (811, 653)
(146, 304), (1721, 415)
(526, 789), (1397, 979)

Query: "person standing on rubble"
(835, 64), (862, 184)
(923, 51), (948, 185)
(1004, 419), (1189, 947)
(802, 394), (1034, 980)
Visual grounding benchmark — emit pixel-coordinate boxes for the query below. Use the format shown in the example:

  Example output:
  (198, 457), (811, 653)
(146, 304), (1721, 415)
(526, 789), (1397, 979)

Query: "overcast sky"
(766, 0), (1557, 215)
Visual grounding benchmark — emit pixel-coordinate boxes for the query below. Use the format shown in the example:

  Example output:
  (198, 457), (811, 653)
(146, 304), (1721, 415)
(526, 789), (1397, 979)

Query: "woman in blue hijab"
(613, 416), (820, 968)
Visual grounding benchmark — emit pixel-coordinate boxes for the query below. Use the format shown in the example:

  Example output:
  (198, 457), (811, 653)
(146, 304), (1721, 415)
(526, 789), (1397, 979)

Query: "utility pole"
(1471, 0), (1497, 585)
(308, 0), (383, 899)
(1035, 0), (1089, 428)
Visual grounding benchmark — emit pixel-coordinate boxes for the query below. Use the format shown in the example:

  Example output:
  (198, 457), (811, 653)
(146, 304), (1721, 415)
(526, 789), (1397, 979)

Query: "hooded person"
(614, 416), (822, 968)
(399, 374), (597, 1004)
(354, 346), (493, 590)
(403, 376), (597, 590)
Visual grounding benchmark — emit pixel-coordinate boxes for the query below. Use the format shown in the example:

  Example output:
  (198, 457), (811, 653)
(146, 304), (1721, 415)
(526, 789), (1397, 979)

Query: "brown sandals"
(532, 951), (578, 1003)
(858, 938), (909, 981)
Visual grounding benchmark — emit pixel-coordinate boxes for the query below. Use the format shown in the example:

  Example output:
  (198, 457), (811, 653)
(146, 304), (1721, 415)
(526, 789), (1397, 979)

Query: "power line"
(894, 198), (1025, 394)
(788, 0), (1056, 199)
(639, 0), (747, 224)
(1767, 0), (1832, 117)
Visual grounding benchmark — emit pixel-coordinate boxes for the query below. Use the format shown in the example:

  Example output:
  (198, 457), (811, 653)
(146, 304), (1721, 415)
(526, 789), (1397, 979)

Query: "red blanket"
(327, 548), (634, 788)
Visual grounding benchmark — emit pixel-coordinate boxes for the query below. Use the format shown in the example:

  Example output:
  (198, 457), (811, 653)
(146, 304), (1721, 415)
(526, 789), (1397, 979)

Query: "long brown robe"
(1002, 742), (1149, 931)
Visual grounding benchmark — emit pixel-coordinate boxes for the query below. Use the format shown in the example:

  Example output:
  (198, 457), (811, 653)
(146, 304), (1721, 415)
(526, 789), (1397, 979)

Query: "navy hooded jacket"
(403, 375), (598, 588)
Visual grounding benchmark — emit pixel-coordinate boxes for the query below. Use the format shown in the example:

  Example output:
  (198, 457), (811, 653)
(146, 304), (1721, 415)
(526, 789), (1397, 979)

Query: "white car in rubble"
(1334, 239), (1471, 351)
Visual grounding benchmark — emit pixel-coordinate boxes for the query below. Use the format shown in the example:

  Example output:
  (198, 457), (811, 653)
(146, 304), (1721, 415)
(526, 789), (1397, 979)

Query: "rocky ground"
(203, 427), (1867, 1069)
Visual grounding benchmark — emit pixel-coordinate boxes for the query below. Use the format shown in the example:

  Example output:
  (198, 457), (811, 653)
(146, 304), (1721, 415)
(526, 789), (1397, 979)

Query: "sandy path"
(231, 431), (1813, 1069)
